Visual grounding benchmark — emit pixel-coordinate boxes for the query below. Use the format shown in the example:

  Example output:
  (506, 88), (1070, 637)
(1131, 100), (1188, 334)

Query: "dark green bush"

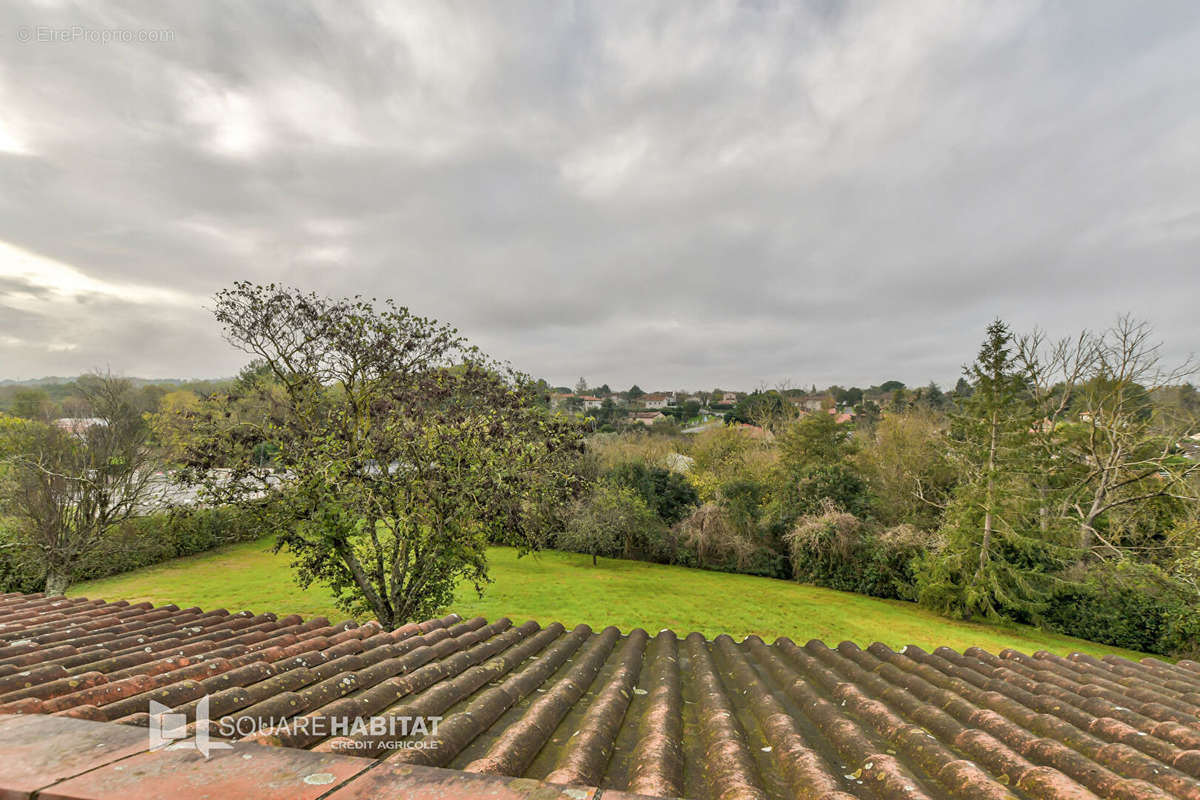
(606, 462), (699, 526)
(0, 505), (263, 592)
(558, 484), (674, 564)
(0, 524), (42, 593)
(790, 464), (872, 520)
(1041, 560), (1200, 657)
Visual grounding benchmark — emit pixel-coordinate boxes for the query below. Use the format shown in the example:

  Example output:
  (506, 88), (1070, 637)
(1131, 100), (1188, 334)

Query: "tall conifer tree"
(918, 320), (1072, 619)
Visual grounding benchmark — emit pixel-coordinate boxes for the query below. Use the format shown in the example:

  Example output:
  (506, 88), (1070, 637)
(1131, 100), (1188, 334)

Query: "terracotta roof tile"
(1, 591), (1199, 800)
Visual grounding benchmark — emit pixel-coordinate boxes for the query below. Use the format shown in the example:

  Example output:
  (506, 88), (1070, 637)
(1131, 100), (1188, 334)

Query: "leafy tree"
(854, 400), (882, 430)
(878, 380), (906, 393)
(560, 484), (667, 565)
(0, 374), (160, 594)
(11, 388), (53, 420)
(778, 410), (850, 470)
(792, 464), (871, 518)
(607, 462), (699, 525)
(835, 386), (863, 406)
(727, 390), (792, 430)
(917, 320), (1071, 620)
(1177, 383), (1200, 414)
(627, 385), (646, 403)
(920, 382), (947, 410)
(151, 390), (202, 458)
(856, 410), (955, 529)
(773, 411), (870, 520)
(720, 478), (767, 535)
(591, 397), (622, 430)
(523, 379), (552, 408)
(681, 399), (701, 420)
(60, 394), (90, 418)
(179, 284), (584, 628)
(687, 425), (773, 503)
(574, 377), (589, 395)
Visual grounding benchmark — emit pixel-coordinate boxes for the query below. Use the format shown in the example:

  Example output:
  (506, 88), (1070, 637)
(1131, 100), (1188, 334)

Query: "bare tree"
(1, 373), (160, 594)
(1018, 327), (1098, 538)
(1021, 316), (1200, 561)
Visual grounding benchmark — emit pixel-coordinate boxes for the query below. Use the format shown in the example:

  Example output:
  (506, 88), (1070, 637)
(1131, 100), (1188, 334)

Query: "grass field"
(71, 537), (1147, 659)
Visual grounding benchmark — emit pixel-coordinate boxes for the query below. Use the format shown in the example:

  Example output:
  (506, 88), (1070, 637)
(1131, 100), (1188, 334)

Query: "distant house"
(550, 393), (602, 411)
(720, 392), (738, 404)
(642, 392), (675, 409)
(630, 411), (666, 426)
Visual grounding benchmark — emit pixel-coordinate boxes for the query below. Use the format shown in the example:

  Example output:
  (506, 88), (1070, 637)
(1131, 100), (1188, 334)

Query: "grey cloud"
(0, 0), (1197, 388)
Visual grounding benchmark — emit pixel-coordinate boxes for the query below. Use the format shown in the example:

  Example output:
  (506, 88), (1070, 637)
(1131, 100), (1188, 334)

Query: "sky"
(1, 1), (1198, 390)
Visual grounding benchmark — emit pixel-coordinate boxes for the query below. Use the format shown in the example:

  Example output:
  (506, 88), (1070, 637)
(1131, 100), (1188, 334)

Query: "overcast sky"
(1, 1), (1197, 390)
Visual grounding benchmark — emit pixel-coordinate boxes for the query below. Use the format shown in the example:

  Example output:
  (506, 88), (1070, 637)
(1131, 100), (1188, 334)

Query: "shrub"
(777, 411), (852, 470)
(559, 484), (673, 565)
(1041, 560), (1200, 657)
(0, 505), (264, 592)
(0, 519), (42, 593)
(673, 501), (783, 576)
(606, 462), (699, 526)
(686, 425), (778, 504)
(785, 503), (931, 599)
(873, 523), (934, 600)
(791, 463), (872, 519)
(676, 503), (758, 571)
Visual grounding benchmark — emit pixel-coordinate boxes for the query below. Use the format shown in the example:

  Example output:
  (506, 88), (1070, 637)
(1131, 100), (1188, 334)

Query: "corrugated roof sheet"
(2, 591), (1200, 800)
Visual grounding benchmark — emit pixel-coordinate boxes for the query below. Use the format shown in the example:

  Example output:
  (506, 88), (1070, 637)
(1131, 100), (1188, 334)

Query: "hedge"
(0, 506), (264, 593)
(1041, 560), (1200, 658)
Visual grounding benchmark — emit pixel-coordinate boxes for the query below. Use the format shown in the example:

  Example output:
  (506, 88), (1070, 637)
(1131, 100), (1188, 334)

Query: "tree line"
(555, 317), (1200, 655)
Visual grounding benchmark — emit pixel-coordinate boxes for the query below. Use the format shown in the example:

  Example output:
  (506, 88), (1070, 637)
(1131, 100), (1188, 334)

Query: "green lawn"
(71, 538), (1147, 659)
